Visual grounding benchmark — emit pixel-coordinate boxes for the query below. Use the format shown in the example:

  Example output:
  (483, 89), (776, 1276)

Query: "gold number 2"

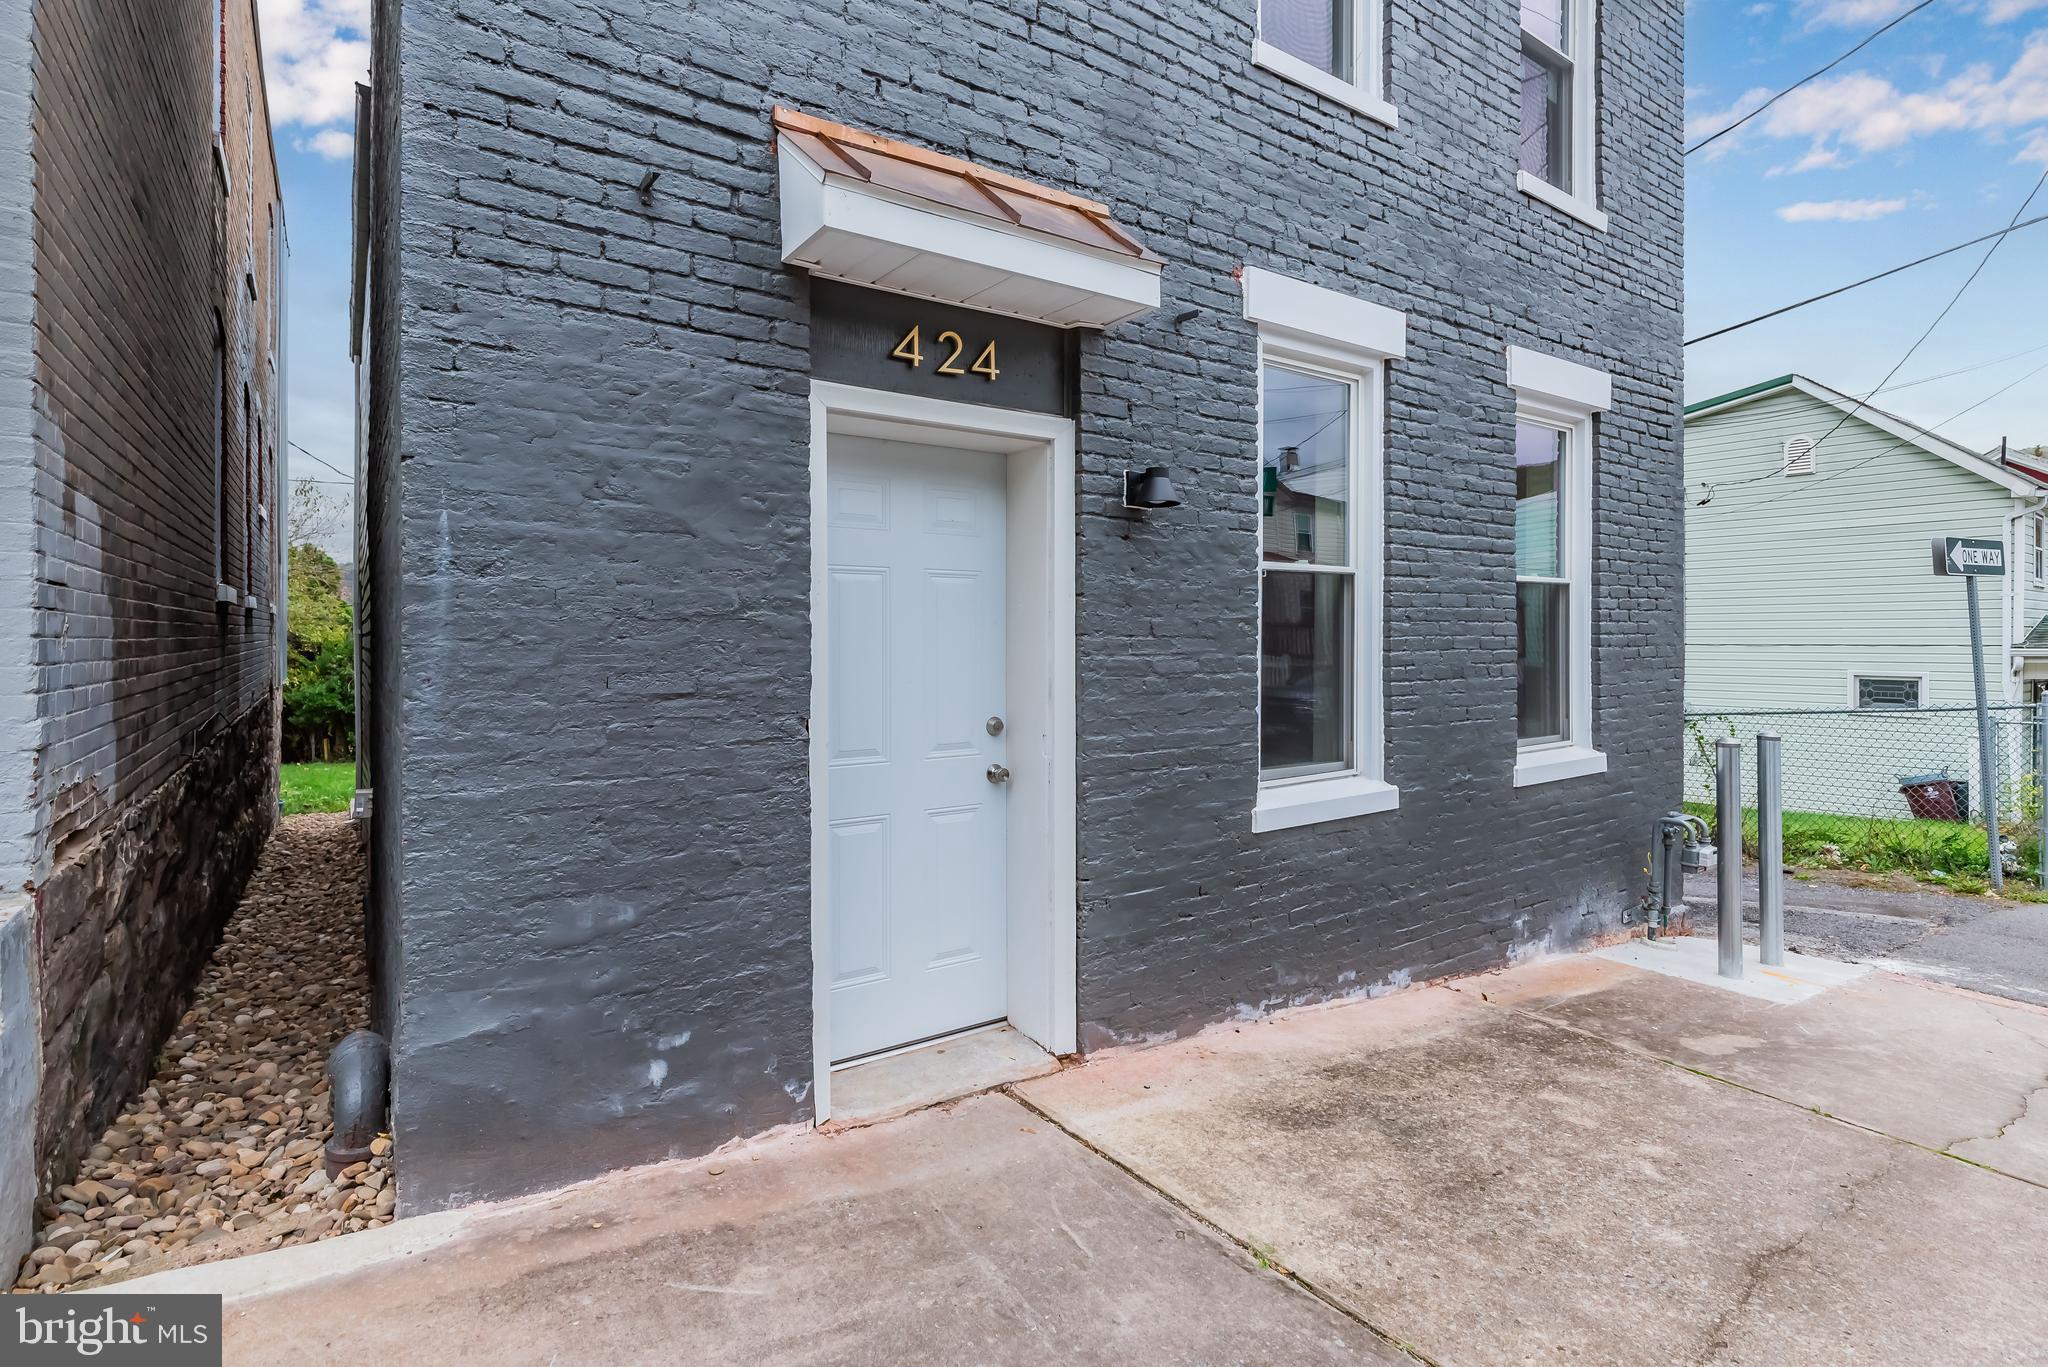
(935, 330), (967, 375)
(891, 325), (922, 367)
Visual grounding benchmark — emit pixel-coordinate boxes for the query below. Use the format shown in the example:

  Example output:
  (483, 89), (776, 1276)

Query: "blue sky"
(1687, 0), (2048, 450)
(260, 0), (2048, 566)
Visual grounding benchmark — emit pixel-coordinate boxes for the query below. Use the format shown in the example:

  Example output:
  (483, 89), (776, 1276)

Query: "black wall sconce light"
(1122, 466), (1182, 511)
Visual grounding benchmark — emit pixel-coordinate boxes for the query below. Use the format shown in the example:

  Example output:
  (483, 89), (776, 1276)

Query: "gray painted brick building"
(356, 0), (1683, 1213)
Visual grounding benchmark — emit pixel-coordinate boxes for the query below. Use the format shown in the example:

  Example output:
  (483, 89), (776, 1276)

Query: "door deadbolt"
(986, 716), (1004, 736)
(986, 764), (1011, 784)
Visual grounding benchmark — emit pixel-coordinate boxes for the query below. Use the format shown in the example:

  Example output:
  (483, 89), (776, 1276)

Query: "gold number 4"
(889, 325), (997, 381)
(891, 325), (922, 368)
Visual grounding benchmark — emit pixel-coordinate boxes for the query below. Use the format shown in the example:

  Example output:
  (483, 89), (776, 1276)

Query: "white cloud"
(303, 128), (355, 160)
(1776, 196), (1910, 220)
(1686, 85), (1773, 151)
(1985, 0), (2048, 22)
(1746, 33), (2048, 167)
(1799, 0), (1915, 26)
(257, 0), (369, 133)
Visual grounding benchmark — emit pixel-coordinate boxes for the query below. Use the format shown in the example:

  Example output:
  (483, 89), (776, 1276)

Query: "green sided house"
(1684, 375), (2048, 816)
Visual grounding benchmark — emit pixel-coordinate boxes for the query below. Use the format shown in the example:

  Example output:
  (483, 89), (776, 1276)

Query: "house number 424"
(891, 325), (999, 381)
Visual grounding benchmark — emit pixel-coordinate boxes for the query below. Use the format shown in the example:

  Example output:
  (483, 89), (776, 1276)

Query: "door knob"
(986, 764), (1011, 784)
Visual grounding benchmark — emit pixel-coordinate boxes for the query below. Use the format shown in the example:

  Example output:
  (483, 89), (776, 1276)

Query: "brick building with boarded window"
(0, 0), (286, 1270)
(353, 0), (1683, 1214)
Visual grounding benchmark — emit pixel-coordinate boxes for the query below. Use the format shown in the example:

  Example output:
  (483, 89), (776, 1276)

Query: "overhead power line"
(289, 439), (354, 484)
(1685, 210), (2048, 347)
(1695, 167), (2048, 507)
(1686, 0), (1935, 158)
(1738, 356), (2048, 516)
(1874, 339), (2048, 396)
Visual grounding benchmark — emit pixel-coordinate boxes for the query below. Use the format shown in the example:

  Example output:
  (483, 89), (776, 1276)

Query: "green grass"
(280, 762), (354, 815)
(1681, 799), (2039, 886)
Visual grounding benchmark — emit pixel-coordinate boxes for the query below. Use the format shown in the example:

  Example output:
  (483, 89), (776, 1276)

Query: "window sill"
(1517, 172), (1608, 233)
(1253, 41), (1398, 129)
(215, 582), (242, 607)
(1513, 744), (1608, 788)
(1254, 774), (1400, 832)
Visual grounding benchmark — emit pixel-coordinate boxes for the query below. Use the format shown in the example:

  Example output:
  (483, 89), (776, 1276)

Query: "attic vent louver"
(1783, 435), (1817, 477)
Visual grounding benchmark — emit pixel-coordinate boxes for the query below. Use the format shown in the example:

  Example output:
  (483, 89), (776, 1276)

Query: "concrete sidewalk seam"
(1463, 989), (2048, 1193)
(1002, 1086), (1448, 1367)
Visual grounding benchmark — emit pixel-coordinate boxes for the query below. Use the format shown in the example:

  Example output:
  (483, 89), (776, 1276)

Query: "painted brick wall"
(373, 0), (1684, 1209)
(17, 0), (283, 1194)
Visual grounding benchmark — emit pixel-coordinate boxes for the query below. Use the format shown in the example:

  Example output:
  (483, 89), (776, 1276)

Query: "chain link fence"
(1681, 705), (2043, 884)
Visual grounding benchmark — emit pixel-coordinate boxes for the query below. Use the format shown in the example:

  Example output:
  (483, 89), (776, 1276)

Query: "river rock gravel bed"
(12, 813), (387, 1292)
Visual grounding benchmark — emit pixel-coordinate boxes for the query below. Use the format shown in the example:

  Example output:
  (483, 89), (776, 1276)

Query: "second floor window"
(1254, 0), (1392, 125)
(1517, 0), (1603, 228)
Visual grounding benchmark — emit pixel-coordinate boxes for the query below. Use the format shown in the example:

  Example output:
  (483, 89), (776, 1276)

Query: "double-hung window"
(1254, 0), (1395, 127)
(1517, 0), (1604, 230)
(1243, 267), (1405, 832)
(2033, 515), (2044, 583)
(1507, 346), (1609, 787)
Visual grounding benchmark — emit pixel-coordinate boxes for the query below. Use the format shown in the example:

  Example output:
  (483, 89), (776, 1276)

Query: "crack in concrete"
(1954, 1076), (2048, 1151)
(1685, 1147), (1904, 1367)
(1470, 994), (2048, 1192)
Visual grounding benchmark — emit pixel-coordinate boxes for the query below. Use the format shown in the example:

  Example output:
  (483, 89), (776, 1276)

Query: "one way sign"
(1931, 536), (2006, 577)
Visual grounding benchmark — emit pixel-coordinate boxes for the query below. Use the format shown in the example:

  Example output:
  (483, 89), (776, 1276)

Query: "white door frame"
(808, 380), (1077, 1123)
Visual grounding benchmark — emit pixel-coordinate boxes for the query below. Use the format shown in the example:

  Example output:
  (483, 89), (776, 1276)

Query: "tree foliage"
(284, 542), (355, 761)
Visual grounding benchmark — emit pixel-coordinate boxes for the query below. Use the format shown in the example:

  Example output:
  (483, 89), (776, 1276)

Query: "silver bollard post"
(1716, 737), (1744, 979)
(1757, 732), (1784, 967)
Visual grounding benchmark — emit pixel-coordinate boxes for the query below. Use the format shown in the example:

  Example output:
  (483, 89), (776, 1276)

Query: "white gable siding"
(1685, 388), (2016, 716)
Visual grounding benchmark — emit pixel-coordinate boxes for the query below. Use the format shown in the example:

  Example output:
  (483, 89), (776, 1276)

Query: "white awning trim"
(775, 142), (1162, 330)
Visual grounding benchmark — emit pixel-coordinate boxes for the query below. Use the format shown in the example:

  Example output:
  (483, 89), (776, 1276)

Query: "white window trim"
(1244, 269), (1404, 832)
(1508, 346), (1606, 789)
(1515, 0), (1604, 232)
(1252, 0), (1397, 130)
(1846, 671), (1930, 710)
(2032, 514), (2044, 585)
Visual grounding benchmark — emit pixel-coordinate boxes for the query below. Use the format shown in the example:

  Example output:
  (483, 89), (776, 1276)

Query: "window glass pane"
(1517, 581), (1568, 743)
(1515, 421), (1564, 579)
(1519, 46), (1569, 189)
(1262, 363), (1350, 567)
(1261, 571), (1353, 775)
(1855, 677), (1920, 710)
(1520, 0), (1567, 53)
(1261, 0), (1350, 80)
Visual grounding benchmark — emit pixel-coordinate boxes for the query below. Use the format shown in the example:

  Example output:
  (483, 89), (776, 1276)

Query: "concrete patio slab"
(1482, 954), (2048, 1186)
(1592, 934), (1872, 1003)
(1014, 977), (2048, 1366)
(214, 1092), (1402, 1367)
(829, 1024), (1059, 1127)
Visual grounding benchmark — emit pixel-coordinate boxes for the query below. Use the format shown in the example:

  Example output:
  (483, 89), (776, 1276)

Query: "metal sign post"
(1932, 536), (2006, 891)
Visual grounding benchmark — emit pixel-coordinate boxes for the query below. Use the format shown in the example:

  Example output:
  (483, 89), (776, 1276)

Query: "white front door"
(826, 434), (1009, 1062)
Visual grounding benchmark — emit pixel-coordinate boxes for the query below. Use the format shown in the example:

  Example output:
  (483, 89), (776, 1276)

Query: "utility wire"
(289, 439), (354, 484)
(1874, 338), (2048, 396)
(1685, 0), (1935, 157)
(1695, 167), (2048, 506)
(1685, 210), (2048, 347)
(1739, 356), (2048, 516)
